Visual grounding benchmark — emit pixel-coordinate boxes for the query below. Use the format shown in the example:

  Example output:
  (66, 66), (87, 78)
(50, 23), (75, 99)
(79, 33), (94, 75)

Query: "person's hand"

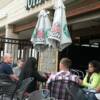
(10, 74), (19, 81)
(38, 71), (48, 79)
(96, 86), (100, 93)
(44, 72), (51, 79)
(78, 79), (83, 85)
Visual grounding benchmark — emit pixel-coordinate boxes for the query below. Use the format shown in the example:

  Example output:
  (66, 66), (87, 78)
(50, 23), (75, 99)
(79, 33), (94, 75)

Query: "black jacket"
(19, 69), (47, 93)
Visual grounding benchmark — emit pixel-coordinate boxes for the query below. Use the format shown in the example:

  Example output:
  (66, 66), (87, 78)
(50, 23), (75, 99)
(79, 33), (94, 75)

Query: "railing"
(0, 37), (37, 62)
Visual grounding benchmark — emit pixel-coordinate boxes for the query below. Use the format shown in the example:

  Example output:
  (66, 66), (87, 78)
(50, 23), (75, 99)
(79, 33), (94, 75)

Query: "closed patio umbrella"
(48, 0), (72, 51)
(31, 10), (51, 52)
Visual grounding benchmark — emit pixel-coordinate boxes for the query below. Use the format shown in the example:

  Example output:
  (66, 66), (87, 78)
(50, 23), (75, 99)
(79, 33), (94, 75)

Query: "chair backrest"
(48, 80), (87, 100)
(28, 89), (51, 100)
(0, 73), (18, 99)
(0, 73), (12, 82)
(16, 77), (34, 100)
(66, 81), (88, 100)
(48, 79), (72, 100)
(76, 69), (84, 79)
(70, 69), (85, 79)
(70, 69), (79, 76)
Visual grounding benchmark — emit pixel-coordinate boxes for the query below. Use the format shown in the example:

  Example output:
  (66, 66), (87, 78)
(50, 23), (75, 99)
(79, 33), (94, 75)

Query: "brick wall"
(38, 48), (58, 73)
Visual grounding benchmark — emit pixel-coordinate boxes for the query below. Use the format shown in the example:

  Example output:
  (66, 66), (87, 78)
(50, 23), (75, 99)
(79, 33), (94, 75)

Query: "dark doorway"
(59, 44), (100, 73)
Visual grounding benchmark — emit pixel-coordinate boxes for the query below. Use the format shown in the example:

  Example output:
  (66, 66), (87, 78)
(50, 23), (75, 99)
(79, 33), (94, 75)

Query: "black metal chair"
(70, 69), (85, 79)
(0, 74), (33, 100)
(28, 89), (55, 100)
(66, 81), (88, 100)
(48, 79), (88, 100)
(0, 73), (18, 100)
(48, 79), (72, 100)
(14, 77), (34, 100)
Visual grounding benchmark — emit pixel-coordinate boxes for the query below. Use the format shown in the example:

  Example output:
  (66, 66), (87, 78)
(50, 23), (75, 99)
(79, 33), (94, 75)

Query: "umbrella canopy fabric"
(48, 0), (72, 51)
(31, 10), (51, 52)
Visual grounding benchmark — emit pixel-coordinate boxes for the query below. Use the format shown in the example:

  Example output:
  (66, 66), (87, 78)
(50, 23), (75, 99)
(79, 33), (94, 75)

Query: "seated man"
(46, 57), (79, 100)
(0, 53), (19, 81)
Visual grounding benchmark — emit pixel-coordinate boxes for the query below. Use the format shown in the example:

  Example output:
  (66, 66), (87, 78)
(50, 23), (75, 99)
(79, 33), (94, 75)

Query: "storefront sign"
(26, 0), (48, 10)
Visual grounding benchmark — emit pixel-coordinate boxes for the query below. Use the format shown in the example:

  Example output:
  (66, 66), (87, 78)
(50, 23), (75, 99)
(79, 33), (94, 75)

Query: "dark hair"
(19, 57), (37, 80)
(25, 57), (37, 70)
(87, 60), (100, 83)
(88, 60), (100, 73)
(60, 58), (72, 68)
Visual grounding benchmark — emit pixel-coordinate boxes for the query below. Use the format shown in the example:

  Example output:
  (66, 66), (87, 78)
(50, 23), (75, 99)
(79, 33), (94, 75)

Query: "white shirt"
(13, 67), (21, 77)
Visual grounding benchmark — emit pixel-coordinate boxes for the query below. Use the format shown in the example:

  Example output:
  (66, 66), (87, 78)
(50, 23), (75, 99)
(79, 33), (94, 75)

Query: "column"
(38, 48), (58, 73)
(4, 24), (19, 62)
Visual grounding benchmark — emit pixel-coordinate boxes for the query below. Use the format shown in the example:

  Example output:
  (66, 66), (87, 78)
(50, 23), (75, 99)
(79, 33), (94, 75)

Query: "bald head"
(3, 53), (13, 64)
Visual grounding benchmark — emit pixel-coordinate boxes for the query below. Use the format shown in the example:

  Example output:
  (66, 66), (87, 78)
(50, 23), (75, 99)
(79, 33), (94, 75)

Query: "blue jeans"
(85, 92), (97, 100)
(88, 93), (97, 100)
(82, 88), (97, 100)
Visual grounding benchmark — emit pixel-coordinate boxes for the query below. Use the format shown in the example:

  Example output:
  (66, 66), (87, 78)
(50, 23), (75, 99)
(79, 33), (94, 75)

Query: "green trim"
(45, 29), (51, 37)
(63, 24), (70, 37)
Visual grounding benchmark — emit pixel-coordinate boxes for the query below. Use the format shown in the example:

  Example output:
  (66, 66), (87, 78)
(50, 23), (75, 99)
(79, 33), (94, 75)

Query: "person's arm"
(46, 74), (53, 88)
(33, 71), (47, 82)
(96, 86), (100, 92)
(82, 74), (89, 88)
(5, 65), (19, 81)
(10, 74), (19, 81)
(19, 69), (26, 81)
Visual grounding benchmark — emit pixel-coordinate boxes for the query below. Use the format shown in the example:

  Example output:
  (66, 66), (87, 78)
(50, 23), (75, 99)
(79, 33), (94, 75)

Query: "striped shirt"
(47, 71), (79, 84)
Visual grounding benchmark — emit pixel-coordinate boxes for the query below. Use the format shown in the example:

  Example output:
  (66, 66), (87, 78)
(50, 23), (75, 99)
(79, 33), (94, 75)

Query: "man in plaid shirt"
(47, 58), (79, 100)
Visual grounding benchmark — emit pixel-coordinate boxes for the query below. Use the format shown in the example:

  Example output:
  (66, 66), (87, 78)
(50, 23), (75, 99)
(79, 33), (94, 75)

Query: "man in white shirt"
(13, 59), (24, 77)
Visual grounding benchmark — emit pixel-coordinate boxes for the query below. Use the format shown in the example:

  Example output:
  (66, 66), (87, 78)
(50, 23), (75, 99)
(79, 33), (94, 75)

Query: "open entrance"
(59, 44), (100, 73)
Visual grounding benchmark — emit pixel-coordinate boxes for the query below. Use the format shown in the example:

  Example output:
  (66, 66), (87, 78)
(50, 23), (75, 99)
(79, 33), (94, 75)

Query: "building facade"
(0, 0), (100, 72)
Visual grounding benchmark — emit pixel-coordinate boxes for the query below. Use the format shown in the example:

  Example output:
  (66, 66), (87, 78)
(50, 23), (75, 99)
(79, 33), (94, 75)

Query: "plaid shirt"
(47, 71), (79, 100)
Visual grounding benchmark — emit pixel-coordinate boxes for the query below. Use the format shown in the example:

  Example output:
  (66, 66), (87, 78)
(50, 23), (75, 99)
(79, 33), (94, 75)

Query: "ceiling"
(0, 0), (13, 9)
(18, 28), (33, 39)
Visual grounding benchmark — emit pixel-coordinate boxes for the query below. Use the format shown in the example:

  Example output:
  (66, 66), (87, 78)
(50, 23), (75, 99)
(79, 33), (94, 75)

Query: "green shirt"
(83, 72), (100, 89)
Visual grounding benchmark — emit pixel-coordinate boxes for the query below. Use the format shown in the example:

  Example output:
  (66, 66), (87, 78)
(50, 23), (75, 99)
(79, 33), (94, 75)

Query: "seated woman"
(19, 57), (47, 93)
(82, 60), (100, 89)
(80, 60), (100, 100)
